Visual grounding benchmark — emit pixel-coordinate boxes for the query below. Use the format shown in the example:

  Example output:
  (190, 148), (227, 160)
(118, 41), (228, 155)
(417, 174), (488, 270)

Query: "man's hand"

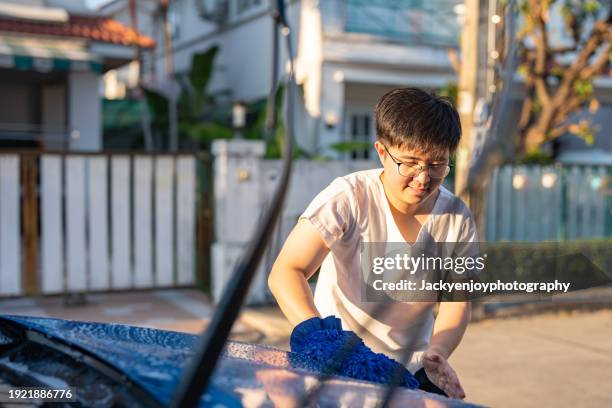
(423, 349), (466, 399)
(290, 316), (420, 389)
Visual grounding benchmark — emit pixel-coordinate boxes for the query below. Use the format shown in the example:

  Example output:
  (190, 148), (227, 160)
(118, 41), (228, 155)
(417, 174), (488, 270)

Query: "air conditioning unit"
(195, 0), (229, 24)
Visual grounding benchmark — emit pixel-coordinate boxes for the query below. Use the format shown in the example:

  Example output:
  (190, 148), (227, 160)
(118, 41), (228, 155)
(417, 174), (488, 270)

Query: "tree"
(513, 0), (611, 154)
(455, 0), (610, 230)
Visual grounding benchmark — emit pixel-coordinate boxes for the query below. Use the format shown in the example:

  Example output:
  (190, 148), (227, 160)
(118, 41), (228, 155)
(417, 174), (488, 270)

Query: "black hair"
(374, 88), (461, 159)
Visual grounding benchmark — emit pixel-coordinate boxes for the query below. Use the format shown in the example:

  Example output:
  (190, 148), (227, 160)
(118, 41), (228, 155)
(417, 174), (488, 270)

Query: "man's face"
(375, 141), (450, 206)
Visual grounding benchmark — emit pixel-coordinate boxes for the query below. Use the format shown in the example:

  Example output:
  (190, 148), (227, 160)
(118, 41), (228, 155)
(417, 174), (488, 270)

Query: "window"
(344, 0), (460, 47)
(349, 113), (373, 160)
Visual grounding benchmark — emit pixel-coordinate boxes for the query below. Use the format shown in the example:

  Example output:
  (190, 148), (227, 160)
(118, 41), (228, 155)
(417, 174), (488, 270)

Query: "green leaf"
(574, 79), (593, 98)
(516, 149), (554, 164)
(560, 4), (572, 18)
(531, 98), (542, 114)
(329, 140), (373, 153)
(582, 0), (601, 15)
(438, 82), (458, 105)
(143, 88), (169, 119)
(143, 88), (170, 133)
(518, 1), (530, 15)
(178, 89), (207, 121)
(550, 64), (564, 79)
(180, 121), (233, 141)
(240, 99), (265, 139)
(190, 46), (219, 92)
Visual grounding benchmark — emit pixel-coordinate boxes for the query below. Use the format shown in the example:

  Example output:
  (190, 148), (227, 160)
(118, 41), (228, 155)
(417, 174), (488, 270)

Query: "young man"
(268, 88), (477, 399)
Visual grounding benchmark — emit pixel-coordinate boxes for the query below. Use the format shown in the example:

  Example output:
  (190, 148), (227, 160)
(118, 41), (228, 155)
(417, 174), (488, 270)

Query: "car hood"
(0, 315), (480, 407)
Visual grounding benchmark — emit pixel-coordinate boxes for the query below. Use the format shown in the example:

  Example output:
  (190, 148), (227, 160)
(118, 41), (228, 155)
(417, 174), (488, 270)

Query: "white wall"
(153, 1), (302, 101)
(211, 139), (378, 304)
(46, 0), (89, 13)
(68, 71), (101, 151)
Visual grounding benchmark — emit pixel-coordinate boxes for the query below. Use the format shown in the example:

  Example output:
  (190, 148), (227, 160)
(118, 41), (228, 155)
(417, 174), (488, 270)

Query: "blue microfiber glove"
(290, 316), (419, 389)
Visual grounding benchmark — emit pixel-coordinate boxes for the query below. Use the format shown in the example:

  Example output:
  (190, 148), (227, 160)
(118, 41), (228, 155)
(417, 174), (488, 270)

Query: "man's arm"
(421, 301), (470, 399)
(268, 219), (330, 326)
(428, 301), (471, 359)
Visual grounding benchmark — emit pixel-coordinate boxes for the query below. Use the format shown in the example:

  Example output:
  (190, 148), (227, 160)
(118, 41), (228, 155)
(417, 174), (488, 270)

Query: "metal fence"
(486, 164), (612, 241)
(0, 151), (211, 298)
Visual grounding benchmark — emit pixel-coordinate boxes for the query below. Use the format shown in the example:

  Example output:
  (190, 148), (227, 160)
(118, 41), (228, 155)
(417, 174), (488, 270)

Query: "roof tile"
(0, 14), (155, 49)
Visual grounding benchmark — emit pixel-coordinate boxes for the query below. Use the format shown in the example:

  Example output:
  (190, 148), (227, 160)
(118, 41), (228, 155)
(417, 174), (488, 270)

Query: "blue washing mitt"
(289, 316), (419, 389)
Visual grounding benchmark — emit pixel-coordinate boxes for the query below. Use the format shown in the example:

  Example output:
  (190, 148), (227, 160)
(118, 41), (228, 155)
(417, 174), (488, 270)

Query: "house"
(100, 0), (462, 157)
(100, 0), (610, 163)
(0, 0), (154, 150)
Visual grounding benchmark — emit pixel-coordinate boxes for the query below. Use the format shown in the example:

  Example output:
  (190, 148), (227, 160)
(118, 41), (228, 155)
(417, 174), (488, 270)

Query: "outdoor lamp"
(541, 172), (557, 189)
(590, 176), (602, 191)
(324, 112), (337, 129)
(512, 173), (527, 190)
(232, 100), (246, 139)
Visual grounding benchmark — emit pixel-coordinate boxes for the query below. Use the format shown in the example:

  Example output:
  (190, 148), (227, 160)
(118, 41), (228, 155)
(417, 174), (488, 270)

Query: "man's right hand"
(289, 316), (420, 389)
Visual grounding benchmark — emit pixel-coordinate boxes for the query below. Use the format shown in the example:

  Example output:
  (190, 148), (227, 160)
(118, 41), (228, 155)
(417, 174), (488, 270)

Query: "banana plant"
(144, 45), (233, 149)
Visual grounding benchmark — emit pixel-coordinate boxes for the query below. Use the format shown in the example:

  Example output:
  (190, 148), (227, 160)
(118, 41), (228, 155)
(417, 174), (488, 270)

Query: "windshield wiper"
(170, 0), (296, 406)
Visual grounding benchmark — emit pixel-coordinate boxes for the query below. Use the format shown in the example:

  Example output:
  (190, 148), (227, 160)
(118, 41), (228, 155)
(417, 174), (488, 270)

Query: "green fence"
(486, 164), (612, 241)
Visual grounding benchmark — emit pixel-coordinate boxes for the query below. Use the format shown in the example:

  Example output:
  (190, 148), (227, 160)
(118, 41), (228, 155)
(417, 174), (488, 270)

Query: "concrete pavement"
(451, 309), (612, 407)
(0, 289), (260, 342)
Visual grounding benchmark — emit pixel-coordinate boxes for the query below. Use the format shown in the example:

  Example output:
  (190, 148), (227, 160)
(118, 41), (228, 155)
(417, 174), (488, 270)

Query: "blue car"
(0, 315), (479, 407)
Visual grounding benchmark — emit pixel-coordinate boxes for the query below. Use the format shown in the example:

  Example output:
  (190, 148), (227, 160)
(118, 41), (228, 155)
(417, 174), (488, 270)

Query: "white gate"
(0, 152), (200, 297)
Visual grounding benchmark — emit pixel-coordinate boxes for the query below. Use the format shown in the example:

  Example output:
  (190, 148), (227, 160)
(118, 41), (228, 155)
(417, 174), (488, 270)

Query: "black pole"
(265, 0), (287, 140)
(265, 20), (279, 140)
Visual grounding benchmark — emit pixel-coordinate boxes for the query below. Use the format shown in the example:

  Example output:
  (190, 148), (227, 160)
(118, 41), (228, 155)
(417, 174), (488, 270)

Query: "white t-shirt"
(300, 168), (479, 373)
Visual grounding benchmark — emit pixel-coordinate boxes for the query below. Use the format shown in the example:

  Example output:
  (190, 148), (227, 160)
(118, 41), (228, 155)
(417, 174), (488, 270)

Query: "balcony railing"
(343, 0), (462, 47)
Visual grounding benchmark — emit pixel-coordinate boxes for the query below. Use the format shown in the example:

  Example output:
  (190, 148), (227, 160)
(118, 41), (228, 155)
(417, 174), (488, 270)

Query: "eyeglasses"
(383, 144), (451, 179)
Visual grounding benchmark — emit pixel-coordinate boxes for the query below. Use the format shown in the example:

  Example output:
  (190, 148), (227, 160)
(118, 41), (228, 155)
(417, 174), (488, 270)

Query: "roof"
(0, 14), (155, 49)
(0, 34), (102, 73)
(0, 2), (68, 23)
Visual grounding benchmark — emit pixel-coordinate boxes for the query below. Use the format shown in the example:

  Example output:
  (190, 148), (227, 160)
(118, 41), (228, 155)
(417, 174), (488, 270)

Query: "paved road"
(1, 289), (610, 407)
(450, 310), (612, 408)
